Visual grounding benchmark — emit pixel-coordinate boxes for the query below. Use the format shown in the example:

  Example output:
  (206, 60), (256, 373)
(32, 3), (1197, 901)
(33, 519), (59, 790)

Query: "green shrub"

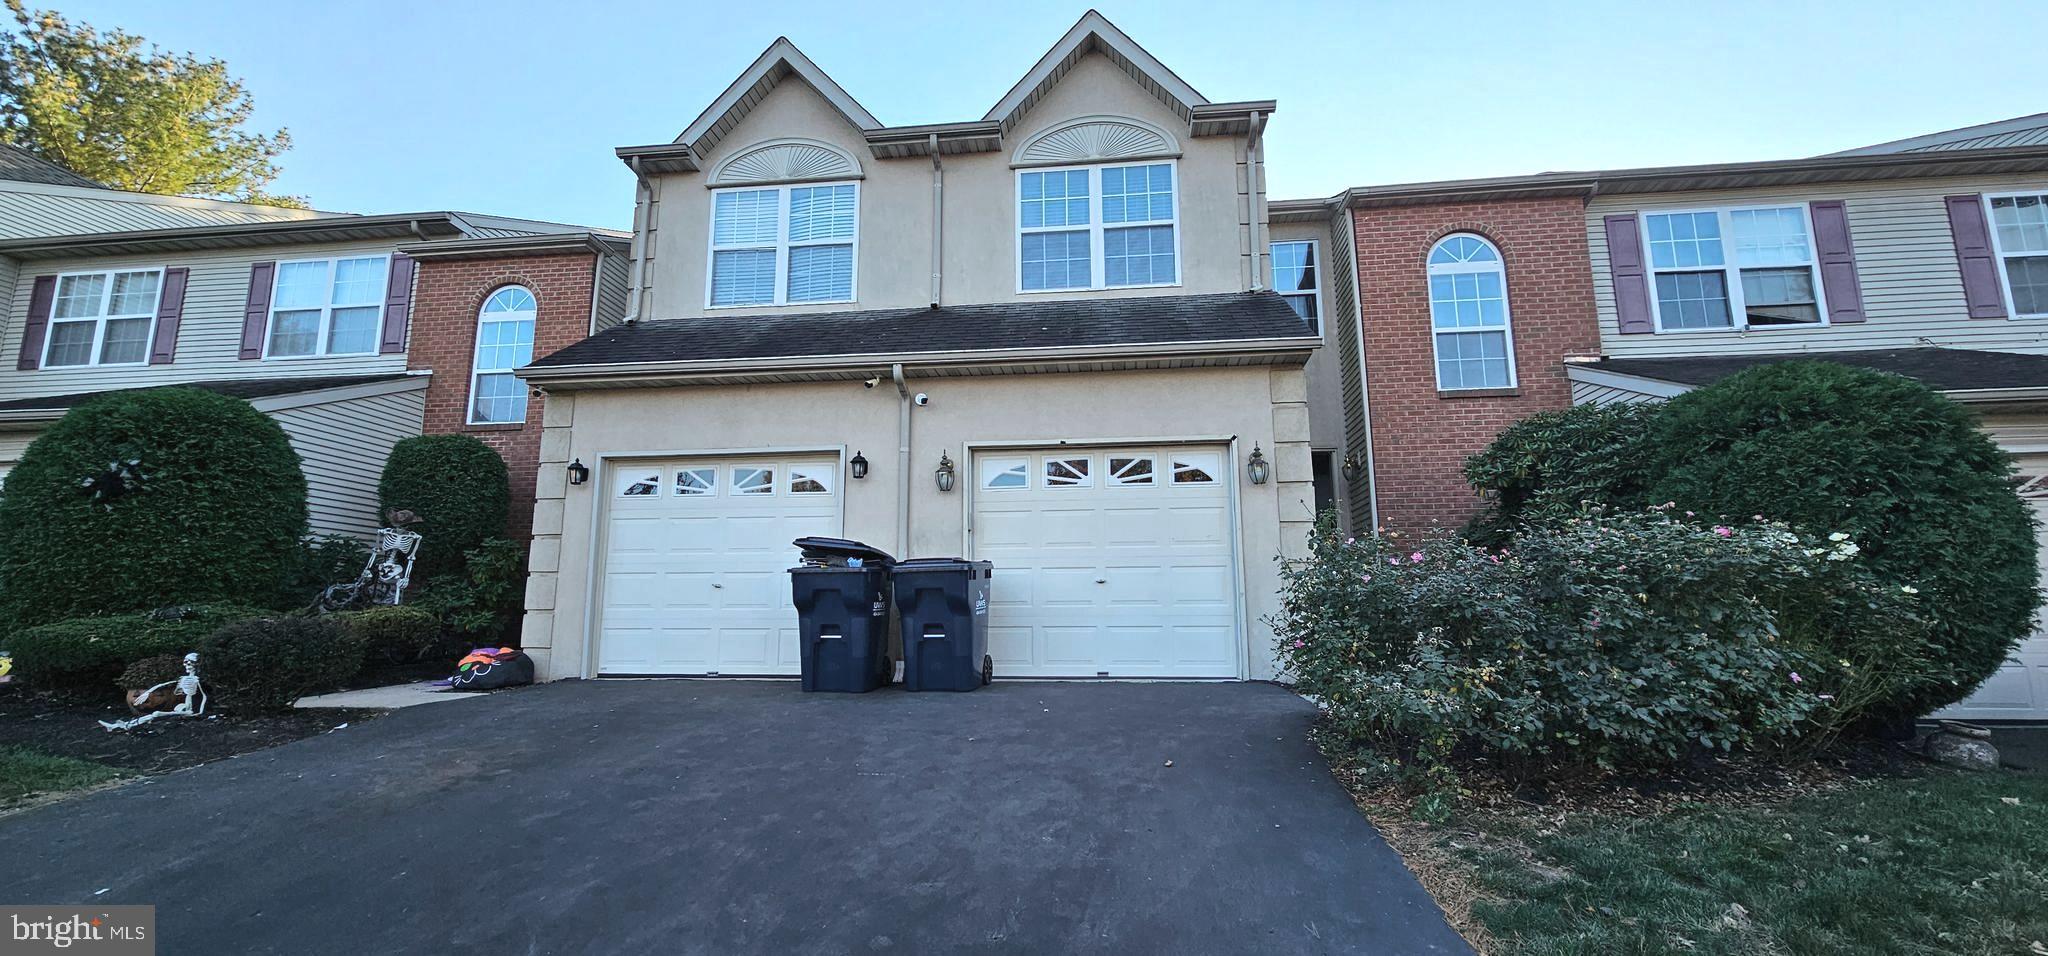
(333, 604), (445, 665)
(378, 435), (510, 578)
(0, 388), (308, 625)
(200, 616), (364, 711)
(1646, 362), (2037, 718)
(1272, 513), (1926, 792)
(7, 604), (267, 691)
(280, 534), (372, 609)
(412, 538), (527, 643)
(117, 653), (187, 691)
(1462, 401), (1660, 543)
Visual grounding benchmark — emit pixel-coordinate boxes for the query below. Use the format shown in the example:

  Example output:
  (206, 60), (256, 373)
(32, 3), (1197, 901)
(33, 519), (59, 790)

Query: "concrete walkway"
(1, 680), (1470, 955)
(294, 682), (484, 709)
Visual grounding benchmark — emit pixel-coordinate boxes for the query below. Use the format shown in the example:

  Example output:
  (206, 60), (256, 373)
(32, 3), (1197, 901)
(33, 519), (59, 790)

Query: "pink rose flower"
(1712, 526), (1734, 537)
(1790, 672), (1803, 683)
(1410, 551), (1426, 563)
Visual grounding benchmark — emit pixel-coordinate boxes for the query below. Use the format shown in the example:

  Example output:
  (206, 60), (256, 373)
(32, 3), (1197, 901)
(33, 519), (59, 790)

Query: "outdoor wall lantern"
(934, 452), (957, 493)
(1341, 453), (1362, 482)
(1246, 444), (1270, 485)
(850, 451), (869, 480)
(566, 459), (589, 486)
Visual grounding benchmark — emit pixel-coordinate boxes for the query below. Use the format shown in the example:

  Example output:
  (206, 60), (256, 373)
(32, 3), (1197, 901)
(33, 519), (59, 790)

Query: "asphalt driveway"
(1, 680), (1469, 955)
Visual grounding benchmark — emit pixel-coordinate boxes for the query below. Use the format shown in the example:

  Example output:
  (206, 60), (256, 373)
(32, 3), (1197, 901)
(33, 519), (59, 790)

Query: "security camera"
(863, 376), (881, 389)
(914, 392), (930, 406)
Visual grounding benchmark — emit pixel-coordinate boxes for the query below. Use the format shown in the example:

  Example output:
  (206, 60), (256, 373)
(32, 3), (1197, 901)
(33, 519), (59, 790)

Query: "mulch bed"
(0, 685), (381, 776)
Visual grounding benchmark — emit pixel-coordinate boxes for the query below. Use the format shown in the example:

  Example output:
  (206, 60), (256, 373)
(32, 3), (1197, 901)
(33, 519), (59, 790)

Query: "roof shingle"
(1584, 348), (2048, 392)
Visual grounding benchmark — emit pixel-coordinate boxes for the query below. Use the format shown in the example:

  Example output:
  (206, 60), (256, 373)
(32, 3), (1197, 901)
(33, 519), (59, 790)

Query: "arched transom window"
(469, 286), (536, 424)
(1426, 234), (1517, 391)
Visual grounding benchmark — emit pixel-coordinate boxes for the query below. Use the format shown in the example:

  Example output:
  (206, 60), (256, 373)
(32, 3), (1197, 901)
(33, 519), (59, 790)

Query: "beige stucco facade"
(634, 52), (1268, 318)
(519, 364), (1315, 682)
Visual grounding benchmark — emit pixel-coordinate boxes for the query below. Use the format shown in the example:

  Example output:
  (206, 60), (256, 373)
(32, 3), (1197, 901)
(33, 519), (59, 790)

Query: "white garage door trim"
(962, 436), (1250, 680)
(583, 447), (845, 679)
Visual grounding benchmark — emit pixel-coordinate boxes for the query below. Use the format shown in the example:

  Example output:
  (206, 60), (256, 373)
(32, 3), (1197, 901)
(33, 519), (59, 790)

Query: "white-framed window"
(789, 464), (833, 495)
(732, 466), (776, 495)
(675, 468), (716, 496)
(979, 457), (1029, 491)
(1044, 456), (1092, 488)
(468, 286), (536, 424)
(1108, 455), (1155, 486)
(1987, 192), (2048, 318)
(42, 268), (163, 367)
(707, 181), (858, 308)
(1640, 205), (1826, 332)
(1427, 234), (1517, 391)
(1270, 240), (1321, 333)
(267, 255), (389, 358)
(1017, 161), (1179, 292)
(1170, 452), (1219, 485)
(618, 469), (662, 497)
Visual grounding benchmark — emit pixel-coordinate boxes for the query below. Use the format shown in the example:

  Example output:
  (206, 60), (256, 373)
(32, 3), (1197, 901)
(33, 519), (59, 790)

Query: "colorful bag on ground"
(447, 648), (533, 691)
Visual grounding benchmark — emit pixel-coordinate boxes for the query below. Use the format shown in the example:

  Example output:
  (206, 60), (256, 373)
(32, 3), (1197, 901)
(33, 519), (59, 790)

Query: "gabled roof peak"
(672, 36), (882, 154)
(982, 10), (1210, 134)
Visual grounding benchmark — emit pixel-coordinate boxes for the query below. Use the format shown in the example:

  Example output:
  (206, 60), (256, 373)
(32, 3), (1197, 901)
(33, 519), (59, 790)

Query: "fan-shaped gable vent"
(709, 140), (861, 185)
(1014, 118), (1178, 167)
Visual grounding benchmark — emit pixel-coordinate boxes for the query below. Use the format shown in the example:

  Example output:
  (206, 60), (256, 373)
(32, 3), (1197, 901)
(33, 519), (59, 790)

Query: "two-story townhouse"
(0, 207), (631, 538)
(509, 11), (1321, 683)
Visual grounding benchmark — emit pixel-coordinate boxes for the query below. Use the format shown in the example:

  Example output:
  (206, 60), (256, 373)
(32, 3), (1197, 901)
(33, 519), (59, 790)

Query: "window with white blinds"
(708, 182), (858, 307)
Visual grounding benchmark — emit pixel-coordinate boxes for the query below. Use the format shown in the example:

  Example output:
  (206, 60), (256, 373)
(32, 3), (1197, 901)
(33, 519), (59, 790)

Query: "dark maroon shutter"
(1604, 214), (1655, 334)
(148, 267), (191, 364)
(16, 275), (56, 370)
(1808, 201), (1866, 324)
(379, 253), (414, 354)
(1946, 194), (2008, 319)
(239, 261), (276, 359)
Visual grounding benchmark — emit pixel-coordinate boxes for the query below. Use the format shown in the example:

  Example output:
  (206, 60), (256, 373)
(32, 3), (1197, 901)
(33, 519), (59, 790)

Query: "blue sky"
(41, 0), (2048, 230)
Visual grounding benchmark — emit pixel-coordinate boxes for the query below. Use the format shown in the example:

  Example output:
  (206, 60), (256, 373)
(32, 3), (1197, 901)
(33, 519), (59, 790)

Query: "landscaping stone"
(1925, 722), (2001, 771)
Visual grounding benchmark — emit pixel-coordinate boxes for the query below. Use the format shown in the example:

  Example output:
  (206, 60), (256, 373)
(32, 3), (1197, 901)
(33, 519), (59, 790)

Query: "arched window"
(469, 286), (536, 424)
(1426, 234), (1517, 391)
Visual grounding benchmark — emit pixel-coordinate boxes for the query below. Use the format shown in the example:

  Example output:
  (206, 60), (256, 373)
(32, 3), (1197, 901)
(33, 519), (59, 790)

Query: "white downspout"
(929, 133), (944, 308)
(1247, 111), (1267, 292)
(893, 363), (912, 557)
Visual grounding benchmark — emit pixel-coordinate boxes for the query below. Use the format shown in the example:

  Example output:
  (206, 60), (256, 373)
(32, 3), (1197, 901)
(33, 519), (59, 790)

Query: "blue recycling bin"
(893, 558), (993, 691)
(788, 538), (896, 693)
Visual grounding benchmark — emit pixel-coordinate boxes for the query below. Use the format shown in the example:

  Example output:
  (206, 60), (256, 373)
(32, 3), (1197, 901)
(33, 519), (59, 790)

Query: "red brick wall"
(407, 252), (596, 541)
(1353, 199), (1601, 533)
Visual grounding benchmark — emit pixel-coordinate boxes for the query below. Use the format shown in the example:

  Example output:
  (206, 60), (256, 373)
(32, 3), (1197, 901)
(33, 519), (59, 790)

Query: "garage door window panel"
(674, 468), (716, 496)
(981, 457), (1029, 490)
(1045, 456), (1092, 487)
(1109, 456), (1155, 486)
(733, 467), (776, 495)
(789, 465), (832, 495)
(619, 470), (662, 497)
(1171, 453), (1219, 484)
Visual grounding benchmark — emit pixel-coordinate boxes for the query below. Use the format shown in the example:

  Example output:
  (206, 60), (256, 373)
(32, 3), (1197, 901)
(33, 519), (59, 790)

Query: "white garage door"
(972, 445), (1240, 678)
(597, 456), (839, 676)
(1937, 495), (2048, 721)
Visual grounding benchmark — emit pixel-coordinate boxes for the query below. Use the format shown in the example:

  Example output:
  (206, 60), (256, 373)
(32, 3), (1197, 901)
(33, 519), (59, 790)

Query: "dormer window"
(1017, 161), (1179, 292)
(708, 182), (859, 308)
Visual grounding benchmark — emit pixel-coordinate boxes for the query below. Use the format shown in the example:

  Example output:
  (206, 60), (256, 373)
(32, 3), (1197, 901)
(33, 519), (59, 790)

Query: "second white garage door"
(971, 445), (1240, 678)
(597, 456), (839, 676)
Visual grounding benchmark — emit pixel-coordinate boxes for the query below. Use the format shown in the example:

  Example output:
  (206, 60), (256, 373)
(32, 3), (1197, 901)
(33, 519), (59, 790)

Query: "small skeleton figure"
(99, 652), (207, 732)
(316, 512), (424, 612)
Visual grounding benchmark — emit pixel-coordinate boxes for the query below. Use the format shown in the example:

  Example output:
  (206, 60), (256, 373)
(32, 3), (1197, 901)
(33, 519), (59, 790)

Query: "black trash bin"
(789, 538), (896, 693)
(893, 558), (993, 691)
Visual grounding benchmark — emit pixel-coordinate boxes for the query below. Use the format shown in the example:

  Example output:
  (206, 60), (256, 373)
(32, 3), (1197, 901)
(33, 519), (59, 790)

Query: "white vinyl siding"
(1017, 161), (1180, 292)
(706, 182), (858, 308)
(269, 385), (427, 539)
(1587, 174), (2048, 358)
(592, 253), (632, 332)
(0, 239), (412, 402)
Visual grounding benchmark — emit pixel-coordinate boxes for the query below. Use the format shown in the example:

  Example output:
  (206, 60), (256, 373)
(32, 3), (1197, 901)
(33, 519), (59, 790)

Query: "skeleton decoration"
(79, 458), (149, 511)
(316, 513), (424, 612)
(99, 652), (206, 732)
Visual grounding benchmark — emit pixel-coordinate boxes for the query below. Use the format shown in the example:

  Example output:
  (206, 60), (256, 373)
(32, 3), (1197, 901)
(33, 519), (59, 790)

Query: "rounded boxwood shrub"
(0, 388), (308, 625)
(378, 435), (510, 579)
(200, 616), (364, 711)
(118, 653), (188, 691)
(6, 604), (267, 691)
(333, 604), (445, 665)
(1462, 401), (1661, 542)
(1646, 362), (2038, 718)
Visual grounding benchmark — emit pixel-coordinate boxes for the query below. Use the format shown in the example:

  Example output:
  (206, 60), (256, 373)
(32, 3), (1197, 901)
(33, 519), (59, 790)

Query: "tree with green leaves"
(0, 0), (303, 206)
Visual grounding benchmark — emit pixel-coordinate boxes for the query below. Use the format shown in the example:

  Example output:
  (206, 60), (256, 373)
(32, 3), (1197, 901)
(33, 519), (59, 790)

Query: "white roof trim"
(675, 38), (881, 153)
(1829, 111), (2048, 157)
(982, 10), (1208, 132)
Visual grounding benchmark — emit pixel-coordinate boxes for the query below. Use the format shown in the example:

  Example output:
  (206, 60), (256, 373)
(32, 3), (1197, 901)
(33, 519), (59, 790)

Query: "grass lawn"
(0, 745), (125, 809)
(1400, 768), (2048, 955)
